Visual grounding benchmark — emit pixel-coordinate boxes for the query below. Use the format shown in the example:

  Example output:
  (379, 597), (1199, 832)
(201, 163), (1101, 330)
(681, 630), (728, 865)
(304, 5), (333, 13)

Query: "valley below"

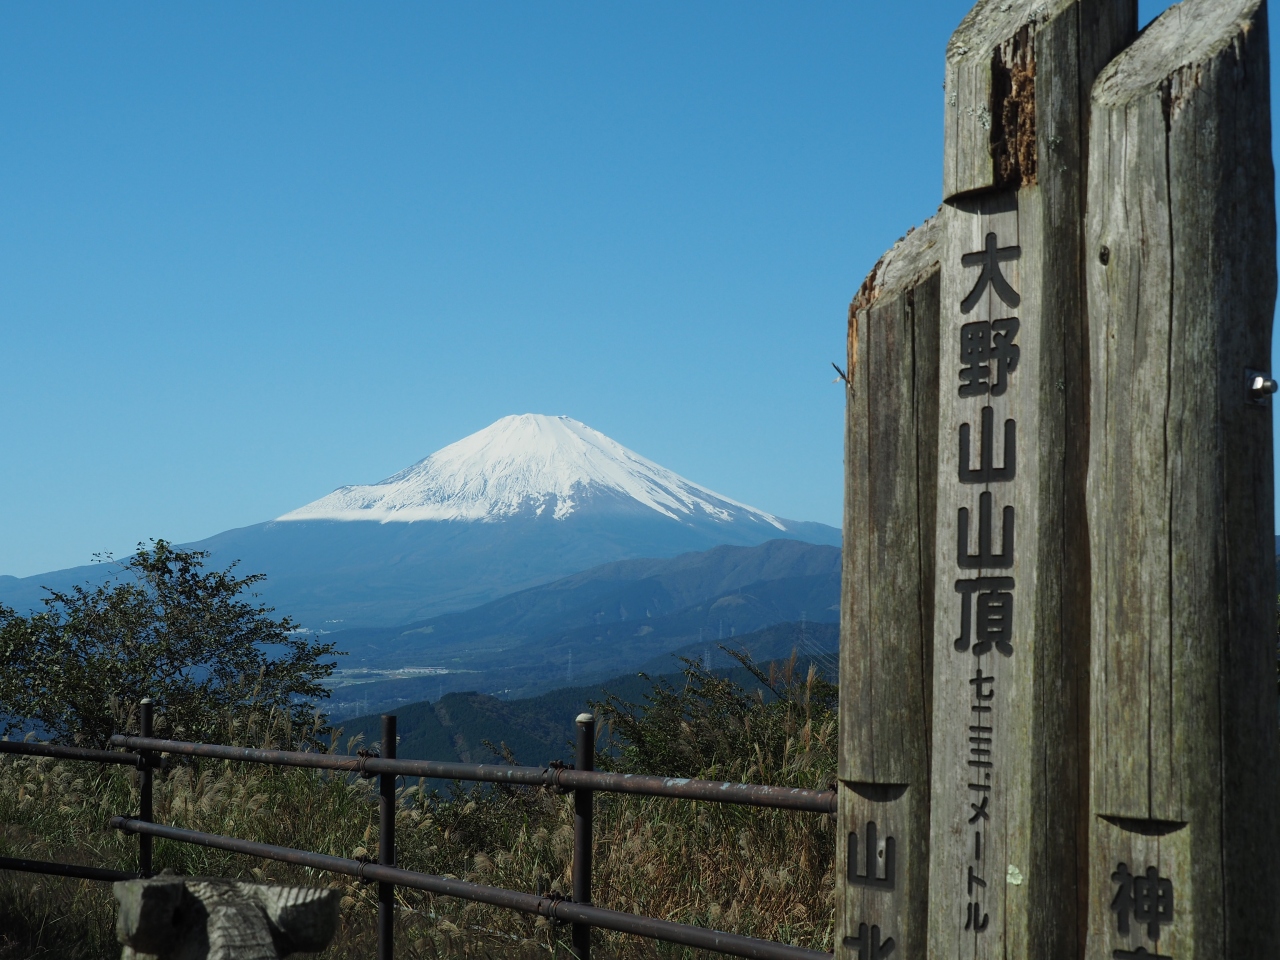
(321, 538), (840, 717)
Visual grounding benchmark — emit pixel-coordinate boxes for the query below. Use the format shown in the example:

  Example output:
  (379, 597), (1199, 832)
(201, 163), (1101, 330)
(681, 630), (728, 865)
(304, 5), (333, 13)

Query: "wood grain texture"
(929, 3), (1136, 959)
(943, 0), (1136, 199)
(839, 216), (941, 960)
(1085, 0), (1279, 955)
(843, 216), (943, 787)
(929, 192), (1048, 960)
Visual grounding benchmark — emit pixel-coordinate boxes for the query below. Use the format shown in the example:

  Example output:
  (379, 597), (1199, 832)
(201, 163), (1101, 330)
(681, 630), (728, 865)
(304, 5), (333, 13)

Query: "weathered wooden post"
(926, 2), (1133, 957)
(1084, 0), (1280, 956)
(839, 216), (942, 960)
(843, 0), (1280, 955)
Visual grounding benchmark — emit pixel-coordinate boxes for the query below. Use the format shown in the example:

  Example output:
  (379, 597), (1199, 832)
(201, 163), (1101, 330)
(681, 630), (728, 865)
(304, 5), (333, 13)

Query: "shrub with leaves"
(0, 540), (340, 748)
(593, 648), (838, 788)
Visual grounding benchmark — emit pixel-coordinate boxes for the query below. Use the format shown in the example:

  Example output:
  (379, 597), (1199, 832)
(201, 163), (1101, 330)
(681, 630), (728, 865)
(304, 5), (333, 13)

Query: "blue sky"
(0, 0), (1243, 576)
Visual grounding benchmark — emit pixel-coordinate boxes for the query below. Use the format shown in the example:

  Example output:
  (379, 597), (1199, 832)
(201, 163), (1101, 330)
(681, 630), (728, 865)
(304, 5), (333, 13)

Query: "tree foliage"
(0, 540), (340, 748)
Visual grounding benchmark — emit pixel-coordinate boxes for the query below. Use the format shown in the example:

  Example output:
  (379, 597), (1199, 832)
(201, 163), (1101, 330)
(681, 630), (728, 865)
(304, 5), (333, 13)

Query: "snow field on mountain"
(278, 414), (787, 528)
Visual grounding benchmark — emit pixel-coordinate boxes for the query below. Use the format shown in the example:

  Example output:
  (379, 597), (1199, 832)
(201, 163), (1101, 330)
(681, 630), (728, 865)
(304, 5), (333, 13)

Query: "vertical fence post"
(571, 712), (595, 960)
(138, 698), (153, 878)
(378, 714), (396, 960)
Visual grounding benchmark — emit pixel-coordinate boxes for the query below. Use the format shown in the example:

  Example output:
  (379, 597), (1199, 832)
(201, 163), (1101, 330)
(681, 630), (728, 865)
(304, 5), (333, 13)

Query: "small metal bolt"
(1249, 375), (1278, 399)
(1099, 246), (1110, 266)
(1246, 368), (1277, 405)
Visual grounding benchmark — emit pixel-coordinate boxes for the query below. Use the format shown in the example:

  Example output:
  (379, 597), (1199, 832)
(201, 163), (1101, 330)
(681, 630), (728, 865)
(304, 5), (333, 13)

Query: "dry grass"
(0, 659), (835, 959)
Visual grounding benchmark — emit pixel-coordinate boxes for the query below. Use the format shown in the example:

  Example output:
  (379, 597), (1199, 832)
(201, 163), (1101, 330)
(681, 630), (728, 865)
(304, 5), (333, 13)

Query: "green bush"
(0, 541), (339, 749)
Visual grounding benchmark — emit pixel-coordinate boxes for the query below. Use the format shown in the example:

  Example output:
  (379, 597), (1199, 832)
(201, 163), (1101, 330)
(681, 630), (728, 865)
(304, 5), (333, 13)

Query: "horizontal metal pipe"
(553, 769), (836, 814)
(0, 739), (143, 767)
(0, 855), (138, 883)
(554, 899), (832, 960)
(110, 735), (540, 781)
(107, 735), (835, 814)
(109, 818), (831, 960)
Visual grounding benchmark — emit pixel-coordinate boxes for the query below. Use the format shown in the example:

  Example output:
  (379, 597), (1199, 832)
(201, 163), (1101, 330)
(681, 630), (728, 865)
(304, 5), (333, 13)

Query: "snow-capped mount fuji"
(0, 416), (839, 628)
(278, 414), (789, 530)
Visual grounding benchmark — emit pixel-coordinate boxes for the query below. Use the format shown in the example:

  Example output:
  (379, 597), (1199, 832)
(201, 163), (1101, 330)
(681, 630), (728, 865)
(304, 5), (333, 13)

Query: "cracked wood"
(929, 3), (1135, 960)
(839, 216), (942, 960)
(1085, 0), (1280, 956)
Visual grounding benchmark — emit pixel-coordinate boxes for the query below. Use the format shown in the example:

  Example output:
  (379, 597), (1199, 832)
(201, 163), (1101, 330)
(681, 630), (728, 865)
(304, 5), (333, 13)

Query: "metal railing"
(2, 701), (836, 960)
(0, 700), (152, 885)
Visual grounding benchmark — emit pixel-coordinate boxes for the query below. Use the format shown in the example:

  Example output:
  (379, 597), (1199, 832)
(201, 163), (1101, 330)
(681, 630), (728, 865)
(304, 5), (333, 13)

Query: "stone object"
(113, 876), (339, 960)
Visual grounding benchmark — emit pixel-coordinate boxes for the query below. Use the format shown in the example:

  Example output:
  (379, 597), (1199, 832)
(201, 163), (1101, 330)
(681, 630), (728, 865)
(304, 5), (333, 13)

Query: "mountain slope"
(329, 537), (840, 664)
(337, 620), (840, 768)
(323, 540), (840, 714)
(0, 415), (839, 628)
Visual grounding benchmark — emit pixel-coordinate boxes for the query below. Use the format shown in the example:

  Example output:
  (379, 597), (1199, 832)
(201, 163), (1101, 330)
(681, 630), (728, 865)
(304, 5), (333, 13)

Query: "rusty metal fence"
(1, 700), (836, 960)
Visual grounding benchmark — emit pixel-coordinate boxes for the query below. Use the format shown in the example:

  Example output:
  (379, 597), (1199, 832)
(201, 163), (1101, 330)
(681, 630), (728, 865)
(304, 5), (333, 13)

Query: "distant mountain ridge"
(324, 538), (841, 714)
(337, 619), (840, 768)
(332, 537), (840, 664)
(0, 415), (839, 628)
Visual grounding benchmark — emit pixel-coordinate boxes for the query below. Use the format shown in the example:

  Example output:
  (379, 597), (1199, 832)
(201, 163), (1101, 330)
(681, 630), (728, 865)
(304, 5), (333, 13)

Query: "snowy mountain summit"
(0, 414), (839, 627)
(278, 414), (787, 531)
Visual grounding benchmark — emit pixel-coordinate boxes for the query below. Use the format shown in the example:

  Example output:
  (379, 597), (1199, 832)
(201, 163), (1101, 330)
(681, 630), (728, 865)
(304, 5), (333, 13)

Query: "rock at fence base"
(112, 877), (339, 959)
(114, 878), (187, 955)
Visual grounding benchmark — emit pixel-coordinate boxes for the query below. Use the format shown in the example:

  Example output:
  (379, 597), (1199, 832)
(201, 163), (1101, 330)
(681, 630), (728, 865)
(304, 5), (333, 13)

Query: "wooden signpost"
(1084, 0), (1280, 956)
(928, 3), (1134, 957)
(840, 215), (941, 960)
(839, 0), (1279, 957)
